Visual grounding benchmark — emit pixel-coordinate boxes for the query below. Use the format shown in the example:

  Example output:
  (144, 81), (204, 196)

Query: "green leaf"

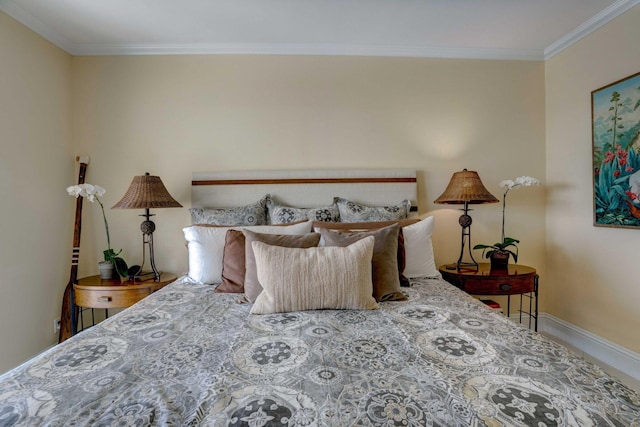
(113, 257), (129, 277)
(472, 244), (492, 250)
(103, 248), (122, 261)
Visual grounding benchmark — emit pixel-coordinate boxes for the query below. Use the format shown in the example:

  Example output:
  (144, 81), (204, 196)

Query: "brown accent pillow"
(319, 224), (408, 302)
(216, 220), (311, 293)
(244, 231), (321, 302)
(314, 219), (419, 287)
(216, 230), (246, 293)
(397, 229), (409, 287)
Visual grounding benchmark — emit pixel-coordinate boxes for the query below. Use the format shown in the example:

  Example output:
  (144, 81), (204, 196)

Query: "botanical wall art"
(592, 70), (640, 228)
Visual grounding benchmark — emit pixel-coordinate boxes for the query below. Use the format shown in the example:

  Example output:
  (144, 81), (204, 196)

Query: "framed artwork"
(592, 70), (640, 228)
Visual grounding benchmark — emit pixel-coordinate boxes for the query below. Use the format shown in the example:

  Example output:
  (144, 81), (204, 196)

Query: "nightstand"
(439, 263), (538, 330)
(72, 272), (177, 334)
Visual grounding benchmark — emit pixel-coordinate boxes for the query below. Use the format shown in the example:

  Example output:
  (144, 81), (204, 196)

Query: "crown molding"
(0, 0), (73, 53)
(544, 0), (640, 59)
(1, 0), (638, 61)
(68, 42), (544, 61)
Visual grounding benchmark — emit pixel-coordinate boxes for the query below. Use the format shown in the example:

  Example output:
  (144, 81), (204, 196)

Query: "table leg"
(534, 275), (539, 331)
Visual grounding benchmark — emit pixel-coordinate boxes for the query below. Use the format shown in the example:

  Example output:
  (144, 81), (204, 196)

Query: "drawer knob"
(98, 296), (113, 302)
(499, 283), (512, 291)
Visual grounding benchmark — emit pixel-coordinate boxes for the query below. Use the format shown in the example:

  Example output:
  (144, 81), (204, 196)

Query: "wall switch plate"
(54, 318), (61, 334)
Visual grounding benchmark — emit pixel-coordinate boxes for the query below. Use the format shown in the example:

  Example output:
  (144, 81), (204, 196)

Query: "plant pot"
(490, 251), (510, 270)
(98, 261), (118, 280)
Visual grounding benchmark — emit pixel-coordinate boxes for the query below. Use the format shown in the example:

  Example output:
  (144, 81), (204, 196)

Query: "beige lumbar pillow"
(250, 236), (378, 315)
(243, 230), (322, 302)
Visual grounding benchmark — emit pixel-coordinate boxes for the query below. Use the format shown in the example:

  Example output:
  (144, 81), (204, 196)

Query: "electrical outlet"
(54, 318), (61, 334)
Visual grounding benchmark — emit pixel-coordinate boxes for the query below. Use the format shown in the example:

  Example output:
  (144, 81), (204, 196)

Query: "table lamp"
(113, 173), (182, 281)
(434, 169), (498, 270)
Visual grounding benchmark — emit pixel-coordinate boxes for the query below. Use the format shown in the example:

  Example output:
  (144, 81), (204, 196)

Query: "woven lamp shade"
(434, 169), (498, 205)
(112, 174), (182, 209)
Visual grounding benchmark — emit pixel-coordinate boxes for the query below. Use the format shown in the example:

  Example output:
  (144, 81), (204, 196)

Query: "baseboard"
(510, 313), (640, 383)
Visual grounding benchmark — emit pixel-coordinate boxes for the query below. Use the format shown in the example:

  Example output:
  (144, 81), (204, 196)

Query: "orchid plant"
(473, 176), (540, 263)
(67, 183), (128, 277)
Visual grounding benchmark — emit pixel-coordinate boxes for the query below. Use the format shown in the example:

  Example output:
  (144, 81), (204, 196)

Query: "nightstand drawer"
(462, 275), (534, 295)
(74, 288), (150, 309)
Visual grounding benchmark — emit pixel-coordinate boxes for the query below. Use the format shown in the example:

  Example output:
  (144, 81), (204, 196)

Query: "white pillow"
(182, 220), (313, 284)
(402, 216), (439, 278)
(250, 237), (378, 314)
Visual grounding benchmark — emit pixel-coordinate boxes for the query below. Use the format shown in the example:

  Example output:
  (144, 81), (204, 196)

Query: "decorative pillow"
(313, 219), (419, 287)
(334, 197), (411, 222)
(312, 219), (419, 231)
(314, 217), (437, 279)
(216, 230), (247, 293)
(243, 230), (321, 302)
(403, 216), (439, 278)
(267, 196), (340, 224)
(218, 222), (312, 293)
(189, 195), (269, 226)
(250, 237), (378, 314)
(182, 220), (313, 285)
(319, 224), (407, 302)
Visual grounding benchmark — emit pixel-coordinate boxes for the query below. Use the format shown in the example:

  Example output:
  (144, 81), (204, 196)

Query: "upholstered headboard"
(191, 169), (418, 212)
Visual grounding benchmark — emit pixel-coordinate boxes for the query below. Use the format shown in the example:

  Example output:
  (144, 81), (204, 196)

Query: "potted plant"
(67, 183), (128, 279)
(473, 176), (540, 269)
(473, 237), (519, 269)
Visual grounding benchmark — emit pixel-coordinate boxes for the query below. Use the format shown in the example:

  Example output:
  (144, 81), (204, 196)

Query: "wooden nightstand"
(439, 263), (538, 330)
(72, 272), (177, 334)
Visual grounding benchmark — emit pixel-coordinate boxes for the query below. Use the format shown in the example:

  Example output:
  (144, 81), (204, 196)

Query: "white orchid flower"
(497, 176), (541, 243)
(67, 185), (83, 197)
(81, 183), (95, 197)
(499, 180), (515, 190)
(69, 183), (107, 202)
(501, 176), (540, 196)
(66, 182), (119, 271)
(513, 176), (540, 187)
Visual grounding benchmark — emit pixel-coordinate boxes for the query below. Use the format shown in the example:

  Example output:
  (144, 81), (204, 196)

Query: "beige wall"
(0, 13), (73, 372)
(546, 6), (640, 353)
(1, 13), (549, 372)
(71, 55), (546, 299)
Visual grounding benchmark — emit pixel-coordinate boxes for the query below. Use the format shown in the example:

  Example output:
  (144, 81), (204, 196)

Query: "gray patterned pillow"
(190, 195), (269, 226)
(334, 197), (411, 223)
(267, 197), (340, 224)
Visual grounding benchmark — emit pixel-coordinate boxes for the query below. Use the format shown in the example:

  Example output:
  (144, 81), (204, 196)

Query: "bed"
(0, 169), (638, 426)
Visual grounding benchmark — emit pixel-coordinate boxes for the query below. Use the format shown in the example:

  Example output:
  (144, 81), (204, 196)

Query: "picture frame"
(592, 70), (640, 228)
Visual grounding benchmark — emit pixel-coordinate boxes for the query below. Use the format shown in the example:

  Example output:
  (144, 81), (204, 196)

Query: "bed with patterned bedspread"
(0, 276), (638, 426)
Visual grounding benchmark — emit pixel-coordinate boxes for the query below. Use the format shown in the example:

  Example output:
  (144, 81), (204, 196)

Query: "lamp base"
(137, 211), (161, 282)
(133, 271), (161, 282)
(444, 261), (479, 271)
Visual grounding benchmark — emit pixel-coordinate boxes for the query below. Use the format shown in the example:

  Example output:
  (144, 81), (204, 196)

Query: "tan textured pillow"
(250, 237), (378, 315)
(314, 219), (419, 288)
(244, 230), (321, 302)
(319, 224), (407, 302)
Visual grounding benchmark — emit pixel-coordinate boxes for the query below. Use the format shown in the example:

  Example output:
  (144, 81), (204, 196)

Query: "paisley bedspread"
(0, 276), (638, 426)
